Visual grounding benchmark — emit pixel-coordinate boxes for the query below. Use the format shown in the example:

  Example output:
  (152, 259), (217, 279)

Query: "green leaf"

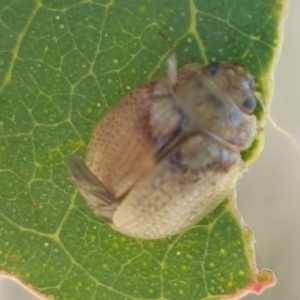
(0, 0), (285, 299)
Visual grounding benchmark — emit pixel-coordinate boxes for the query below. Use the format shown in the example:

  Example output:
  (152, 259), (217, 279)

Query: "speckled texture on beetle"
(66, 56), (258, 240)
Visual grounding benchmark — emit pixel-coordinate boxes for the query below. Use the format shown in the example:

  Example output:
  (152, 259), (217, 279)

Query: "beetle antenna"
(157, 31), (177, 52)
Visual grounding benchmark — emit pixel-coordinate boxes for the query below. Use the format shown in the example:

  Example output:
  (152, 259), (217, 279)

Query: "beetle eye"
(206, 62), (219, 75)
(242, 97), (256, 113)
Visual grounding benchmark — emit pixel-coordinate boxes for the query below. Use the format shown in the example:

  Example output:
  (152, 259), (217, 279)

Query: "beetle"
(66, 55), (258, 240)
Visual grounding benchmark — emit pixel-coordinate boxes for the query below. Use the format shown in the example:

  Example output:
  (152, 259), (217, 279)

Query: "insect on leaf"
(0, 0), (286, 299)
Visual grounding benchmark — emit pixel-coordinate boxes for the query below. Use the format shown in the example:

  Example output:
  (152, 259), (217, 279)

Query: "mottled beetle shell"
(67, 58), (258, 240)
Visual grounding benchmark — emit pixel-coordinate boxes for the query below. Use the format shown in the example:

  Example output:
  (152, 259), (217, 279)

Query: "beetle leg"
(167, 54), (177, 86)
(66, 155), (119, 221)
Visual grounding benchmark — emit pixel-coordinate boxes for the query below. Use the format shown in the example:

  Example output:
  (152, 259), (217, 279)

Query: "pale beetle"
(66, 55), (258, 240)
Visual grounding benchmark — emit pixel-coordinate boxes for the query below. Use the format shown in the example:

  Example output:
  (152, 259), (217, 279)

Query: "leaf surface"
(0, 0), (286, 299)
